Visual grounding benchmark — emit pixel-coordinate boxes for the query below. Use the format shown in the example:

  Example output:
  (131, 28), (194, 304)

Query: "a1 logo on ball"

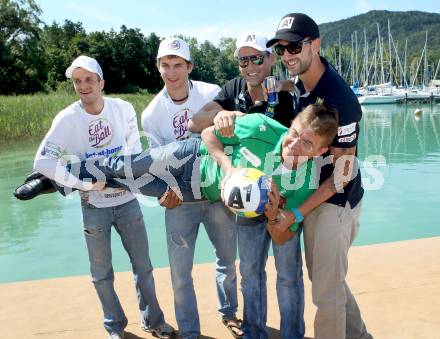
(223, 168), (270, 218)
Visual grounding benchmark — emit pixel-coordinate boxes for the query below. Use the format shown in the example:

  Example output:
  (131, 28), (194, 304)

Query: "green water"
(1, 104), (440, 283)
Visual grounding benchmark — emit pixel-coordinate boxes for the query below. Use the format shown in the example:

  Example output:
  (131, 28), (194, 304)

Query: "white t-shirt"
(34, 97), (142, 208)
(141, 80), (220, 148)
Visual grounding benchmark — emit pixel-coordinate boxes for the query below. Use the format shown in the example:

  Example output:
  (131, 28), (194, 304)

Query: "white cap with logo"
(157, 37), (191, 62)
(234, 32), (272, 57)
(65, 55), (104, 79)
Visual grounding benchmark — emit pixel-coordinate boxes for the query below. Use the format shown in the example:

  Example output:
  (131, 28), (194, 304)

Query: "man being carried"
(66, 104), (338, 256)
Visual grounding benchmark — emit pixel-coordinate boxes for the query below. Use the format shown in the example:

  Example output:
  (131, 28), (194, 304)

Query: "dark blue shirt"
(213, 76), (296, 225)
(214, 77), (295, 128)
(293, 57), (364, 208)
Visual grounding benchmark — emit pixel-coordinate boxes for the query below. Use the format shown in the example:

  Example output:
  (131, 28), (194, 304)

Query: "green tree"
(0, 0), (46, 94)
(143, 33), (162, 92)
(41, 20), (87, 89)
(215, 37), (238, 85)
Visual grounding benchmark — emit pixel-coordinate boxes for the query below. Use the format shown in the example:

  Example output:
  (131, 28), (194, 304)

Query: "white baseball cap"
(234, 32), (272, 57)
(157, 37), (191, 62)
(65, 55), (104, 79)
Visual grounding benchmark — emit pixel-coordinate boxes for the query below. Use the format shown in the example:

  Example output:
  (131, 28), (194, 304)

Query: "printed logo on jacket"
(89, 118), (113, 148)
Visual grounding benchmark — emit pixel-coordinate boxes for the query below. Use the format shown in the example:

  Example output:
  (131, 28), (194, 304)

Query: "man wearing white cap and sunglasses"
(189, 33), (302, 339)
(141, 38), (241, 339)
(31, 55), (175, 339)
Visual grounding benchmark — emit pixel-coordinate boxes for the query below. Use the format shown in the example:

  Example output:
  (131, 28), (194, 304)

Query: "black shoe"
(14, 173), (57, 200)
(24, 171), (45, 183)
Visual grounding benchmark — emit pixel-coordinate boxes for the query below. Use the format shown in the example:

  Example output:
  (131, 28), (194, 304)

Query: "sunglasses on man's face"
(274, 39), (313, 56)
(238, 54), (266, 68)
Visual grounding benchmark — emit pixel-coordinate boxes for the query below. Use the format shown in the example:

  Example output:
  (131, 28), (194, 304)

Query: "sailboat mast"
(424, 31), (428, 87)
(388, 19), (392, 84)
(377, 22), (385, 84)
(364, 28), (368, 86)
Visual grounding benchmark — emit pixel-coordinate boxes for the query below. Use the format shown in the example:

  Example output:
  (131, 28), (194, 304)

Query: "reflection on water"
(357, 104), (440, 245)
(359, 104), (440, 163)
(1, 105), (440, 283)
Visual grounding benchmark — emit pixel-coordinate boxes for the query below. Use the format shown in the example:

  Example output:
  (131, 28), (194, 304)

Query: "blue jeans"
(166, 200), (238, 338)
(238, 222), (304, 339)
(76, 138), (202, 202)
(81, 198), (165, 334)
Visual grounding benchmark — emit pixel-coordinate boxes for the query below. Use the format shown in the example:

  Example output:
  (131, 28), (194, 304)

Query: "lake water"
(1, 103), (439, 283)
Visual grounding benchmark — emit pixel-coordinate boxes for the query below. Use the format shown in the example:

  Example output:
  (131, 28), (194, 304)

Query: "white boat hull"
(358, 94), (405, 104)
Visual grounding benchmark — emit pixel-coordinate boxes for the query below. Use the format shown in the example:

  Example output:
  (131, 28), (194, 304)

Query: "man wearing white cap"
(141, 38), (241, 339)
(32, 55), (175, 339)
(189, 33), (302, 339)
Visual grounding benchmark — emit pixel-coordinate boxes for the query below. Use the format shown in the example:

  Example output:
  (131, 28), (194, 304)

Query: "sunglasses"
(238, 54), (266, 68)
(274, 39), (313, 56)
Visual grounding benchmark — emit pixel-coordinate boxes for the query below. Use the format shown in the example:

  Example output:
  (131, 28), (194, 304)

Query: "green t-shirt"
(199, 113), (318, 231)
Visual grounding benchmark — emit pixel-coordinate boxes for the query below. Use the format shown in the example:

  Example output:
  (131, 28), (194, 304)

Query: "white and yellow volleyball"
(223, 168), (270, 218)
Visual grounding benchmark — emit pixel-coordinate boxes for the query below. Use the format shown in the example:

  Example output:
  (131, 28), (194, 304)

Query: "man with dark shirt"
(266, 13), (372, 339)
(189, 32), (303, 339)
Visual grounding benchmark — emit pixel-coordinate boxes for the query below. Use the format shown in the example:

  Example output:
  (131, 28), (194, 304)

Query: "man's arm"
(200, 126), (234, 175)
(188, 101), (223, 132)
(189, 101), (245, 138)
(34, 115), (100, 192)
(297, 145), (357, 218)
(265, 145), (357, 237)
(263, 144), (358, 234)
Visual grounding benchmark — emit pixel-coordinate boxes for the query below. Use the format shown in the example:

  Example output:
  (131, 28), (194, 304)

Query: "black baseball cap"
(266, 13), (320, 47)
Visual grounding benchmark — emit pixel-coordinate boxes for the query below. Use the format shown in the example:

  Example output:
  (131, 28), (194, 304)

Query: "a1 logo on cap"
(278, 16), (294, 31)
(245, 34), (256, 42)
(169, 39), (181, 50)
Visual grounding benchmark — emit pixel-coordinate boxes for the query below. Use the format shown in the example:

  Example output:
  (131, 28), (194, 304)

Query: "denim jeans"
(238, 222), (304, 339)
(165, 200), (238, 338)
(81, 198), (165, 334)
(77, 138), (202, 202)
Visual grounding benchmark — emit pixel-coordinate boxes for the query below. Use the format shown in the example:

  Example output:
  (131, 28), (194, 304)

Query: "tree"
(41, 20), (87, 89)
(215, 37), (238, 85)
(0, 0), (46, 94)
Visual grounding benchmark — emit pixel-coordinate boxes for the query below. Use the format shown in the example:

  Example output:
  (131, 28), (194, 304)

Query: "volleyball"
(223, 168), (270, 218)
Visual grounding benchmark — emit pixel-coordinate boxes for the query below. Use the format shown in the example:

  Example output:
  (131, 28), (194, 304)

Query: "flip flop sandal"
(222, 317), (244, 339)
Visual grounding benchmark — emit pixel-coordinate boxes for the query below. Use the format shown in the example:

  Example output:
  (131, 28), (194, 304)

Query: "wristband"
(291, 207), (304, 223)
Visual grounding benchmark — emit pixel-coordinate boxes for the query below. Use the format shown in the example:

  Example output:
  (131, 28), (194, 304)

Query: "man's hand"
(159, 187), (183, 208)
(276, 80), (295, 92)
(261, 79), (295, 101)
(264, 178), (279, 221)
(214, 110), (245, 137)
(90, 181), (106, 191)
(267, 224), (296, 245)
(220, 166), (242, 203)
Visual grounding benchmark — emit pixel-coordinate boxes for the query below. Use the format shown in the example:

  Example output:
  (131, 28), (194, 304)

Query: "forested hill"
(319, 10), (440, 61)
(1, 0), (439, 95)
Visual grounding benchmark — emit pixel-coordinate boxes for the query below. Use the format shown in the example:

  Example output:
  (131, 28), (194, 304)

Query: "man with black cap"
(266, 13), (373, 339)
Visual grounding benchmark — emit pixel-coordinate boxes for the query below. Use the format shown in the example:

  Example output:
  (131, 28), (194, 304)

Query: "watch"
(291, 207), (304, 223)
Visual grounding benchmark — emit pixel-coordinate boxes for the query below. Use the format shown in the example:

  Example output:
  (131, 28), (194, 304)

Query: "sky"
(36, 0), (440, 44)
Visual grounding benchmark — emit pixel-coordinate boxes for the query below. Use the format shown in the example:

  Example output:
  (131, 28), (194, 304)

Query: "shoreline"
(1, 237), (439, 338)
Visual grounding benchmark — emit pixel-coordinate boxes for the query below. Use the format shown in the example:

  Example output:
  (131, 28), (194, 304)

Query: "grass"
(0, 91), (154, 144)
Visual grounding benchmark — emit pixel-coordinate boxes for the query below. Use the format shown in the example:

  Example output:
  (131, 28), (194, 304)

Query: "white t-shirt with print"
(34, 97), (142, 208)
(141, 80), (220, 148)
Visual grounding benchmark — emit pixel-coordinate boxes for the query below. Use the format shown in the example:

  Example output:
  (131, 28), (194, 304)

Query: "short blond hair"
(294, 103), (339, 146)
